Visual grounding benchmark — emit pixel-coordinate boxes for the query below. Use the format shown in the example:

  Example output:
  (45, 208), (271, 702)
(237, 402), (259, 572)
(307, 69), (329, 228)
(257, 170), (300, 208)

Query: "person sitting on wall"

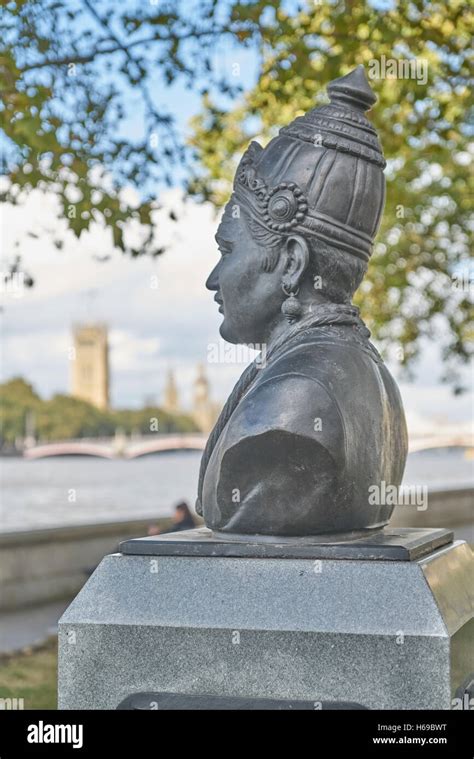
(147, 501), (197, 535)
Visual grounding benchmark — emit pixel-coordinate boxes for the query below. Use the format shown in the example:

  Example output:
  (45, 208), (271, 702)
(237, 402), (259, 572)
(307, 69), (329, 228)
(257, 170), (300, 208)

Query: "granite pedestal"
(58, 528), (473, 710)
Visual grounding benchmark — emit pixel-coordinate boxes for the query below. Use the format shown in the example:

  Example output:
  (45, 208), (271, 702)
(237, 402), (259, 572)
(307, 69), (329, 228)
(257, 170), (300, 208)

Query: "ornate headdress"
(232, 66), (386, 262)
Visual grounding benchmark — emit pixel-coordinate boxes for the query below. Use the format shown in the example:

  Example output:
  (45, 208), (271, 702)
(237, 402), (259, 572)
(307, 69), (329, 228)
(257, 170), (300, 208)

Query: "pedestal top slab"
(120, 526), (453, 562)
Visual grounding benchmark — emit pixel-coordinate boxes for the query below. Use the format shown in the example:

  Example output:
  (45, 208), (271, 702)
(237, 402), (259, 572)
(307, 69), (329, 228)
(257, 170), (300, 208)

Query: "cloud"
(0, 188), (233, 407)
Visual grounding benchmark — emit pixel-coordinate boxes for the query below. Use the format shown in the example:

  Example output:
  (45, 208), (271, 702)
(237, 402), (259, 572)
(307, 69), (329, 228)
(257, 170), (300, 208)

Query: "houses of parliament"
(70, 323), (219, 433)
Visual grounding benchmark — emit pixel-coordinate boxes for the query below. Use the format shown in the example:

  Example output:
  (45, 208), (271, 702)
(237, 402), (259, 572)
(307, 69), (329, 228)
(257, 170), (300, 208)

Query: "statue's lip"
(214, 294), (224, 312)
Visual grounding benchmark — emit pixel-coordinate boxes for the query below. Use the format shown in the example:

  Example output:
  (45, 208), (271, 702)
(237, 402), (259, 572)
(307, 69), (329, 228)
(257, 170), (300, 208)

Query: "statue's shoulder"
(205, 355), (348, 534)
(254, 327), (397, 406)
(226, 349), (348, 467)
(222, 329), (397, 458)
(250, 327), (380, 400)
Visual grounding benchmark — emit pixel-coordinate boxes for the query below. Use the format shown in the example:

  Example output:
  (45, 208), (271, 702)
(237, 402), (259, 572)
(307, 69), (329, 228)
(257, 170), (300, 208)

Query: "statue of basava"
(59, 66), (473, 713)
(196, 65), (408, 539)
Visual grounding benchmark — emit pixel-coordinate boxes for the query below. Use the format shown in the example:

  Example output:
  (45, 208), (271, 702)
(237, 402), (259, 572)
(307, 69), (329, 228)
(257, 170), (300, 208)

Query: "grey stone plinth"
(58, 540), (473, 710)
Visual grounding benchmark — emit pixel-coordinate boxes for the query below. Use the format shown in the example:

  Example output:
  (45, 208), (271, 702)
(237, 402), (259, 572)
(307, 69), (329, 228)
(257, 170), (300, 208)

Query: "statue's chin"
(219, 320), (240, 345)
(219, 314), (269, 346)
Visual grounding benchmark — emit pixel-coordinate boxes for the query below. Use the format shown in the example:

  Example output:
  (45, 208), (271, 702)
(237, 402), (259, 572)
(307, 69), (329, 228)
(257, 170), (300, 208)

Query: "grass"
(0, 638), (57, 710)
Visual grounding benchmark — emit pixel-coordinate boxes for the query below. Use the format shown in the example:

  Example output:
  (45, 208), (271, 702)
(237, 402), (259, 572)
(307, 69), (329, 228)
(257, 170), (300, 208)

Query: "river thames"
(0, 448), (472, 531)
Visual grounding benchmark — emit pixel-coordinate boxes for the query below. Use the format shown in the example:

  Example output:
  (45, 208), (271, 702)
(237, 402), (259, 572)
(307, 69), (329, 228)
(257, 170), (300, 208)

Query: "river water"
(0, 448), (472, 532)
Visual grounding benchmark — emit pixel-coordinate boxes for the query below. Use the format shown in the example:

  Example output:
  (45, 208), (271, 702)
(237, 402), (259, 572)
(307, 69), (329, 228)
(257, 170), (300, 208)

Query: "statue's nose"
(206, 263), (219, 291)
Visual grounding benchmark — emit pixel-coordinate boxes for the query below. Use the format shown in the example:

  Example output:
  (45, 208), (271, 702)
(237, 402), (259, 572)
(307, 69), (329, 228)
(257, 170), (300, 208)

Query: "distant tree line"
(0, 377), (198, 447)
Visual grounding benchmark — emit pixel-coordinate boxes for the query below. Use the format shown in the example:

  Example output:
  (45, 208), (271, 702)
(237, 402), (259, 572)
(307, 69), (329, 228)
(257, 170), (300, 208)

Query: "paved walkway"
(0, 600), (69, 655)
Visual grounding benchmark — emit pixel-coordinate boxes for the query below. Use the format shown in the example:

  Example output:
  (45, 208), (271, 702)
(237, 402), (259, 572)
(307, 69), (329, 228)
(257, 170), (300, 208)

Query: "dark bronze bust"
(196, 66), (408, 539)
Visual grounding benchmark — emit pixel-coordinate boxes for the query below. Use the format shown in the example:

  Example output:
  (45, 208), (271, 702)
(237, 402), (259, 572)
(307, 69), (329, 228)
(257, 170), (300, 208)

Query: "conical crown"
(233, 66), (386, 262)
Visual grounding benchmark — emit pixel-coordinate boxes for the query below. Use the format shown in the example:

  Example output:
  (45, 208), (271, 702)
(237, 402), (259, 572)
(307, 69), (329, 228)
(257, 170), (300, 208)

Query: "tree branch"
(18, 28), (236, 73)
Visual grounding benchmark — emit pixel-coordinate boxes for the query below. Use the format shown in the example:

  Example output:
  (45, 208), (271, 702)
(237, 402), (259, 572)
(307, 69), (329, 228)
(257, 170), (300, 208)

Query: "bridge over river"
(22, 430), (473, 459)
(23, 433), (207, 460)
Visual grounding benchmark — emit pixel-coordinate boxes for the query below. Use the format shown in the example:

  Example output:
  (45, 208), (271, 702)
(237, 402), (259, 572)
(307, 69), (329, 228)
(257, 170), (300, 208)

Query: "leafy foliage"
(1, 0), (243, 255)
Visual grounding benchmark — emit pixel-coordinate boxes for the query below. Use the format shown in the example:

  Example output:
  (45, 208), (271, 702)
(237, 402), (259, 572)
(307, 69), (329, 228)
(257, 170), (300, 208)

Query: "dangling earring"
(281, 283), (302, 323)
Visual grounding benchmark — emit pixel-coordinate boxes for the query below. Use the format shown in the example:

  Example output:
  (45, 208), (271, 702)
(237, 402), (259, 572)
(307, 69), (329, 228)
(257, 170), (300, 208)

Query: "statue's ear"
(283, 235), (310, 290)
